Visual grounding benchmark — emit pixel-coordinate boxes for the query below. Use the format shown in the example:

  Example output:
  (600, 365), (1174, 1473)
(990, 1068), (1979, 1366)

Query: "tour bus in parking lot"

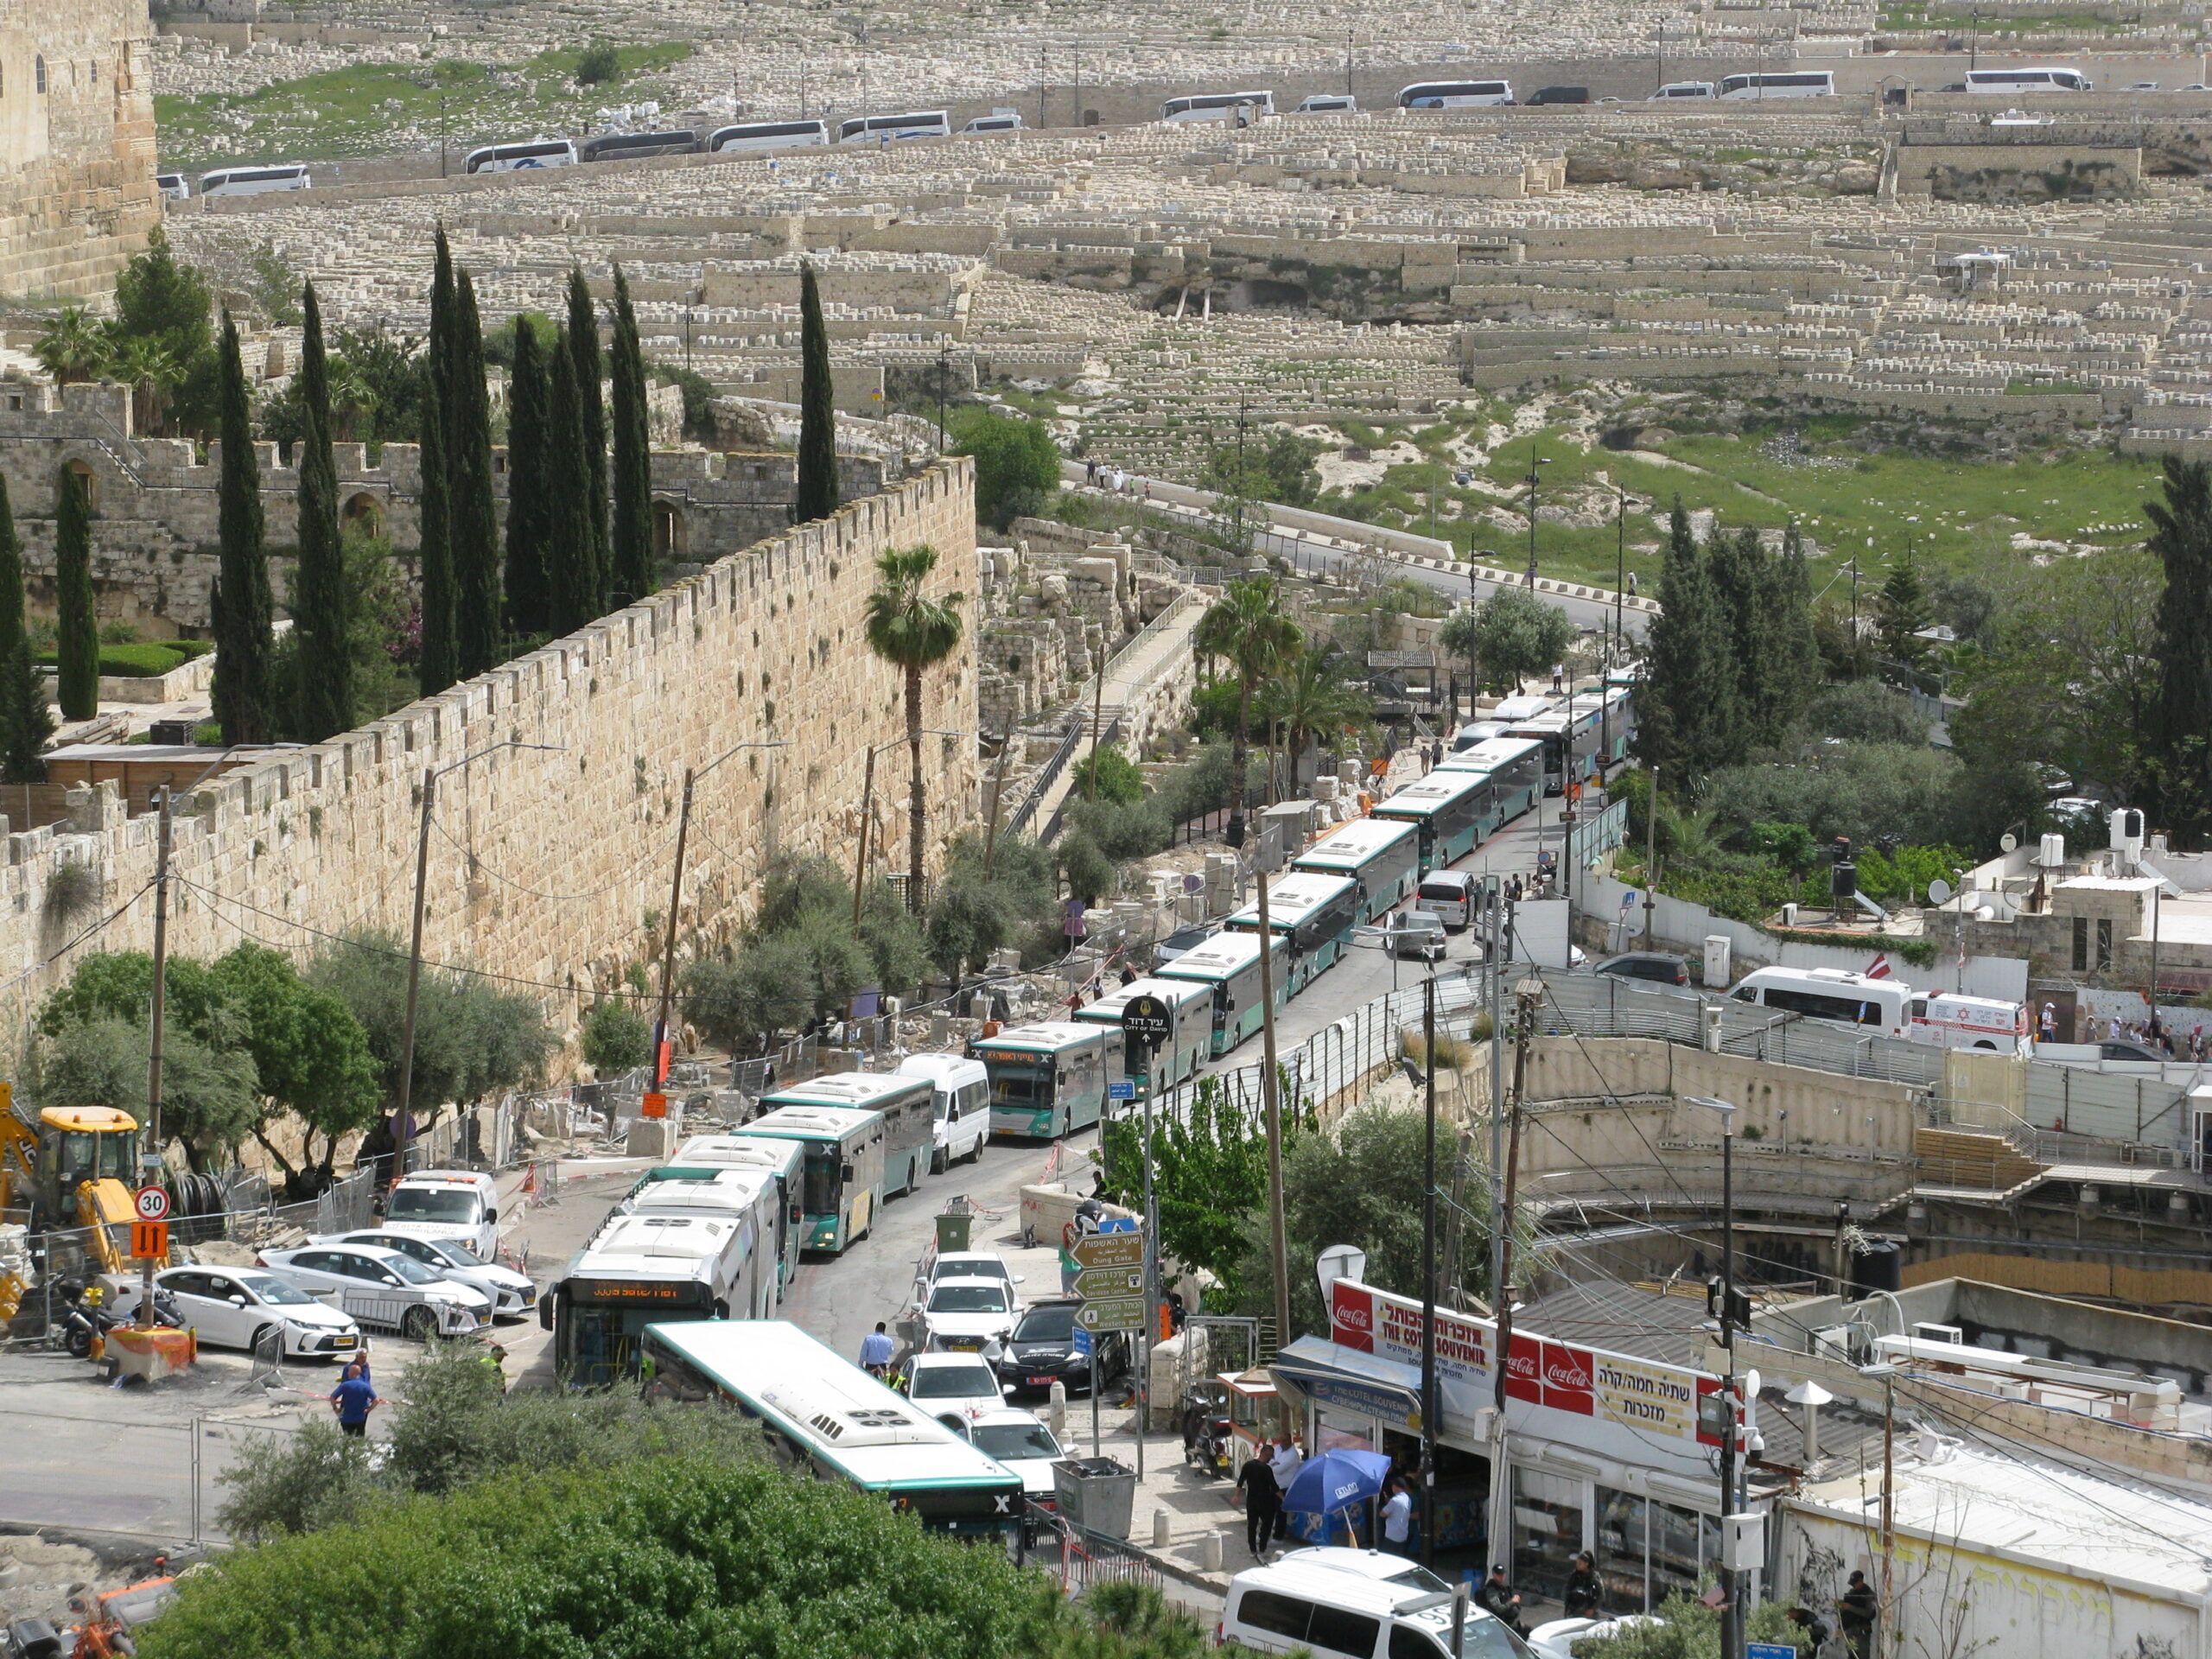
(463, 138), (578, 173)
(1717, 71), (1835, 99)
(1161, 90), (1275, 124)
(1728, 966), (1912, 1037)
(1398, 79), (1516, 107)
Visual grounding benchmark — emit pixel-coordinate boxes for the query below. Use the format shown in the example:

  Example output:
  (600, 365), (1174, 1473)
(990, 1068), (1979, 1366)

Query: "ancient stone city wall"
(0, 461), (981, 1049)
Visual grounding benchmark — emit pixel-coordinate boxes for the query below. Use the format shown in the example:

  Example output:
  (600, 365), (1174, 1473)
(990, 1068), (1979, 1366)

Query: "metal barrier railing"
(1026, 1500), (1163, 1597)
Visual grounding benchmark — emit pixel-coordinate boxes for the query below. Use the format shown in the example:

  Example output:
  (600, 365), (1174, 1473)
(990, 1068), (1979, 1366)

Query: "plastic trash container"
(934, 1210), (975, 1253)
(1052, 1456), (1137, 1540)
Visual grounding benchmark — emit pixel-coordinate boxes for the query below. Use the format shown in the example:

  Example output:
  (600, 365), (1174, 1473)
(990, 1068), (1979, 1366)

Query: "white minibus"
(960, 111), (1024, 134)
(710, 118), (831, 154)
(1649, 81), (1716, 101)
(1397, 79), (1515, 108)
(893, 1052), (991, 1171)
(463, 138), (578, 174)
(1729, 966), (1911, 1036)
(154, 173), (190, 202)
(197, 163), (312, 198)
(1294, 93), (1357, 114)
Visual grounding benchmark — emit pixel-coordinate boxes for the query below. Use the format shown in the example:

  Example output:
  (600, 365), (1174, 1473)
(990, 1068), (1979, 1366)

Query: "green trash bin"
(934, 1210), (974, 1253)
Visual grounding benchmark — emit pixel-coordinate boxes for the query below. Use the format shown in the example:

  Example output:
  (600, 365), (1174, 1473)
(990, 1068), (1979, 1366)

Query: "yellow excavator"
(0, 1085), (147, 1323)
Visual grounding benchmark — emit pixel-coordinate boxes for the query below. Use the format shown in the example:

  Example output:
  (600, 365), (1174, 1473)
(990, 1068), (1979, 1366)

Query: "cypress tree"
(1759, 521), (1822, 742)
(294, 279), (350, 743)
(450, 269), (501, 678)
(209, 313), (272, 741)
(1635, 499), (1737, 778)
(795, 261), (839, 523)
(417, 230), (456, 696)
(545, 327), (593, 636)
(564, 267), (609, 616)
(608, 264), (655, 605)
(2147, 456), (2212, 842)
(0, 475), (52, 780)
(1706, 523), (1767, 760)
(503, 318), (550, 637)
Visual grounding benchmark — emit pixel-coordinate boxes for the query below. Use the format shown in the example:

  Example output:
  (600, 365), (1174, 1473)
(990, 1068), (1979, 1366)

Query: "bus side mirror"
(486, 1208), (498, 1224)
(842, 1163), (855, 1182)
(538, 1298), (555, 1332)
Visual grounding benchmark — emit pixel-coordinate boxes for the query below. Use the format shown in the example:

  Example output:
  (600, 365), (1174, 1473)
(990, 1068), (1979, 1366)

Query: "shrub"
(1061, 795), (1173, 861)
(952, 408), (1061, 530)
(578, 998), (652, 1074)
(1068, 742), (1145, 807)
(574, 41), (620, 84)
(36, 642), (189, 677)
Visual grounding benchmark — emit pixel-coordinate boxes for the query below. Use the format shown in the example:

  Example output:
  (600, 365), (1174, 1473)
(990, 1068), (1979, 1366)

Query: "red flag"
(1865, 952), (1891, 980)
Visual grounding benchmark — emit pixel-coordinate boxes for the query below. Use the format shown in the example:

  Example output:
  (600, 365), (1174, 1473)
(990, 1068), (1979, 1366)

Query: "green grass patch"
(36, 642), (194, 677)
(155, 43), (693, 171)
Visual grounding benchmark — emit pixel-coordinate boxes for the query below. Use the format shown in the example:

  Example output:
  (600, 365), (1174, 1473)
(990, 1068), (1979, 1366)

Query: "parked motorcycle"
(54, 1279), (182, 1361)
(1180, 1381), (1235, 1478)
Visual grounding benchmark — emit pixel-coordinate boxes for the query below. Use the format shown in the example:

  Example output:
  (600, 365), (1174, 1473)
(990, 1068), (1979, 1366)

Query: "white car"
(966, 1408), (1067, 1532)
(912, 1249), (1023, 1312)
(155, 1265), (363, 1360)
(1528, 1615), (1662, 1658)
(902, 1351), (1010, 1423)
(322, 1230), (537, 1320)
(258, 1243), (492, 1339)
(919, 1276), (1021, 1359)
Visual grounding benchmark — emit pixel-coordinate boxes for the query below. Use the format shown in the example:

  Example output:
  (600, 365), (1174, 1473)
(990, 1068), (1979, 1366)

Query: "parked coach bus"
(1398, 79), (1516, 107)
(970, 1021), (1120, 1139)
(1716, 71), (1835, 99)
(1224, 871), (1362, 994)
(1161, 90), (1275, 124)
(198, 163), (311, 198)
(640, 1320), (1027, 1546)
(581, 129), (704, 163)
(733, 1103), (886, 1255)
(1076, 977), (1213, 1089)
(710, 118), (831, 154)
(1291, 817), (1421, 922)
(463, 138), (578, 173)
(1962, 67), (2089, 93)
(839, 111), (951, 143)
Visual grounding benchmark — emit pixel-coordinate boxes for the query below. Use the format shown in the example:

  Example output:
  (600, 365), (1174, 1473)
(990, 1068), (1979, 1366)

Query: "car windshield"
(429, 1240), (486, 1267)
(972, 1422), (1063, 1460)
(238, 1274), (314, 1306)
(910, 1363), (998, 1400)
(930, 1283), (1008, 1313)
(1013, 1306), (1077, 1341)
(387, 1188), (480, 1224)
(381, 1254), (442, 1285)
(1379, 1562), (1452, 1594)
(939, 1258), (1008, 1281)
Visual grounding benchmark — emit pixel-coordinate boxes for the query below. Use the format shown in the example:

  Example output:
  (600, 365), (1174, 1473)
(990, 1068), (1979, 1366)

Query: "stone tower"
(0, 0), (161, 297)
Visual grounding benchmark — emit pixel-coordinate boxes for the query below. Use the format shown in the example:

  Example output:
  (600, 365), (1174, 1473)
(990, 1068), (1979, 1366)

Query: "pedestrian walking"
(1379, 1478), (1414, 1556)
(1562, 1550), (1601, 1618)
(1234, 1446), (1283, 1559)
(1838, 1569), (1879, 1659)
(2038, 1002), (2057, 1044)
(859, 1321), (897, 1377)
(328, 1360), (382, 1438)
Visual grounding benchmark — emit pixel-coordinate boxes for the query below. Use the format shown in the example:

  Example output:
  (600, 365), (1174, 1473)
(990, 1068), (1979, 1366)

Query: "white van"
(384, 1168), (502, 1260)
(1415, 870), (1476, 930)
(1649, 80), (1716, 100)
(1296, 93), (1358, 114)
(1728, 966), (1912, 1038)
(1222, 1550), (1526, 1657)
(1910, 991), (2030, 1053)
(896, 1053), (991, 1172)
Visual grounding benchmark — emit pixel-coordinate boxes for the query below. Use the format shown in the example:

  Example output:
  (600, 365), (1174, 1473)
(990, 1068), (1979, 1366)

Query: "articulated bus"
(1156, 930), (1293, 1057)
(838, 111), (951, 143)
(758, 1071), (934, 1201)
(542, 1209), (760, 1386)
(734, 1104), (886, 1255)
(1161, 90), (1275, 124)
(1076, 977), (1212, 1090)
(670, 1135), (805, 1297)
(970, 1021), (1120, 1138)
(1224, 871), (1362, 995)
(1372, 772), (1492, 874)
(710, 118), (831, 154)
(1434, 735), (1546, 832)
(640, 1320), (1027, 1545)
(463, 138), (577, 174)
(616, 1166), (781, 1320)
(1291, 817), (1421, 922)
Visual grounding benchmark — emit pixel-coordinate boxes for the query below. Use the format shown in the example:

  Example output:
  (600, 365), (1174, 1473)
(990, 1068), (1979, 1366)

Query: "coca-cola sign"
(1541, 1341), (1594, 1414)
(1330, 1281), (1375, 1352)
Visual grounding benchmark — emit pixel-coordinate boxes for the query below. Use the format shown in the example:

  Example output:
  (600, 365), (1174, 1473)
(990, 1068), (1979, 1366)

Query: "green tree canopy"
(580, 998), (652, 1074)
(1458, 584), (1575, 696)
(953, 408), (1063, 530)
(1203, 429), (1323, 510)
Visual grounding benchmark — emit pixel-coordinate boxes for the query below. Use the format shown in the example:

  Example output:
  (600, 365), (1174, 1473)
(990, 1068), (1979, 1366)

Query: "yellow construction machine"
(0, 1086), (148, 1322)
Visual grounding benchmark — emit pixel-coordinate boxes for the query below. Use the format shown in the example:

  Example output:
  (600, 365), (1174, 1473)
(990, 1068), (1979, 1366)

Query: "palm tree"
(1260, 644), (1373, 791)
(108, 335), (181, 435)
(863, 543), (967, 906)
(34, 308), (112, 386)
(327, 354), (378, 443)
(1192, 575), (1302, 846)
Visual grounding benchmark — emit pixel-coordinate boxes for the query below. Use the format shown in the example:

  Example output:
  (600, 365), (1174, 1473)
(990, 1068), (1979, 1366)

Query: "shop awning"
(1270, 1336), (1428, 1433)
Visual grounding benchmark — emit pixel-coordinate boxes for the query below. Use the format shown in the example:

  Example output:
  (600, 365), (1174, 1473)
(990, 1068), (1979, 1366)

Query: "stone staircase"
(1915, 1127), (2050, 1197)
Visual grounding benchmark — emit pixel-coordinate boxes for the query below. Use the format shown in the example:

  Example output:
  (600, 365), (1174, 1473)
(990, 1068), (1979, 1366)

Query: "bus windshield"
(988, 1065), (1053, 1109)
(802, 1146), (843, 1214)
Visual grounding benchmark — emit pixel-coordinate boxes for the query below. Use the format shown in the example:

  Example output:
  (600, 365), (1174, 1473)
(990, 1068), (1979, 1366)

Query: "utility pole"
(1255, 863), (1291, 1352)
(1039, 43), (1047, 130)
(1086, 640), (1109, 799)
(1074, 37), (1082, 126)
(1691, 1096), (1743, 1659)
(981, 735), (1013, 878)
(936, 343), (950, 453)
(1615, 486), (1627, 661)
(139, 786), (173, 1325)
(1346, 29), (1355, 96)
(1643, 763), (1659, 950)
(854, 731), (959, 930)
(1523, 454), (1548, 588)
(1419, 970), (1438, 1565)
(1486, 969), (1536, 1559)
(1482, 873), (1507, 1540)
(658, 742), (787, 1084)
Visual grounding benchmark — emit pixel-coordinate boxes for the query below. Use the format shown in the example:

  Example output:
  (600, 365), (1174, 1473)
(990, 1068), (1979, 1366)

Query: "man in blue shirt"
(858, 1322), (897, 1377)
(329, 1361), (381, 1437)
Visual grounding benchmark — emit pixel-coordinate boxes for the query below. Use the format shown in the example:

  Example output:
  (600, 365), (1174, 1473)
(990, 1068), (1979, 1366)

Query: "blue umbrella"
(1281, 1447), (1394, 1522)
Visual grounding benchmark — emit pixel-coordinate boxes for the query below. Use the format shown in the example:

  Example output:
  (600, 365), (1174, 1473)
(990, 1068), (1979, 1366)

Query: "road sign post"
(1076, 1295), (1146, 1332)
(130, 1221), (168, 1261)
(134, 1185), (170, 1223)
(1118, 991), (1173, 1489)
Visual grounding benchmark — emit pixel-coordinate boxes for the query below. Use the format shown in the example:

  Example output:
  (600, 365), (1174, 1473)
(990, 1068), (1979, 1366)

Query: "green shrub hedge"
(35, 642), (193, 677)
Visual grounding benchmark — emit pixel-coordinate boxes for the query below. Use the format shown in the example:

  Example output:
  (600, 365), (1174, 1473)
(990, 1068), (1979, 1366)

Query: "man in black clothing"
(1790, 1606), (1834, 1650)
(1839, 1570), (1879, 1658)
(1235, 1450), (1282, 1559)
(1561, 1550), (1601, 1618)
(1474, 1565), (1524, 1636)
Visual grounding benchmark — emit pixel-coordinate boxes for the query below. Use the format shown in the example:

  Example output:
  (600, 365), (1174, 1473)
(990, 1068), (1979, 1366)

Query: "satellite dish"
(2000, 833), (2018, 854)
(1926, 878), (1954, 906)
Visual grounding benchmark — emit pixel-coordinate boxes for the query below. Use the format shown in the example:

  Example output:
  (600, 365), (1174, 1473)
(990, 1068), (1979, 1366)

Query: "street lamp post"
(852, 729), (964, 929)
(1523, 454), (1550, 588)
(654, 741), (790, 1089)
(1689, 1095), (1744, 1659)
(391, 740), (566, 1188)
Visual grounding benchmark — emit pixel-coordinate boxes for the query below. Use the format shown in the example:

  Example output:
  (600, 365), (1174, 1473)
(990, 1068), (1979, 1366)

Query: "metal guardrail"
(1041, 717), (1123, 845)
(1026, 1499), (1163, 1596)
(1003, 715), (1085, 841)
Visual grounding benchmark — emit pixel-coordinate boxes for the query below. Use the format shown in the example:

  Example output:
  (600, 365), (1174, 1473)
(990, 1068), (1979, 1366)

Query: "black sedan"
(990, 1300), (1128, 1396)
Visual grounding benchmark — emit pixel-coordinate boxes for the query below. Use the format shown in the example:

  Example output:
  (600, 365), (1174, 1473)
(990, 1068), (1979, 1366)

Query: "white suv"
(1221, 1551), (1531, 1657)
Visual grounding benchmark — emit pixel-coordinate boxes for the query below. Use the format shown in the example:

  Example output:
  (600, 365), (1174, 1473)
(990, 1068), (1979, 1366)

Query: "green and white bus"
(1371, 770), (1491, 874)
(669, 1134), (806, 1298)
(542, 1208), (762, 1386)
(1224, 871), (1362, 995)
(1156, 928), (1292, 1056)
(1291, 816), (1421, 923)
(1076, 976), (1213, 1088)
(970, 1021), (1121, 1139)
(1435, 735), (1546, 832)
(734, 1104), (885, 1255)
(757, 1071), (935, 1202)
(639, 1319), (1027, 1545)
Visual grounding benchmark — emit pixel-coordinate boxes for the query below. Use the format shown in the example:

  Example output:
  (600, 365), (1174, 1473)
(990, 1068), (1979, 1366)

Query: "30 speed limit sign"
(134, 1185), (170, 1223)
